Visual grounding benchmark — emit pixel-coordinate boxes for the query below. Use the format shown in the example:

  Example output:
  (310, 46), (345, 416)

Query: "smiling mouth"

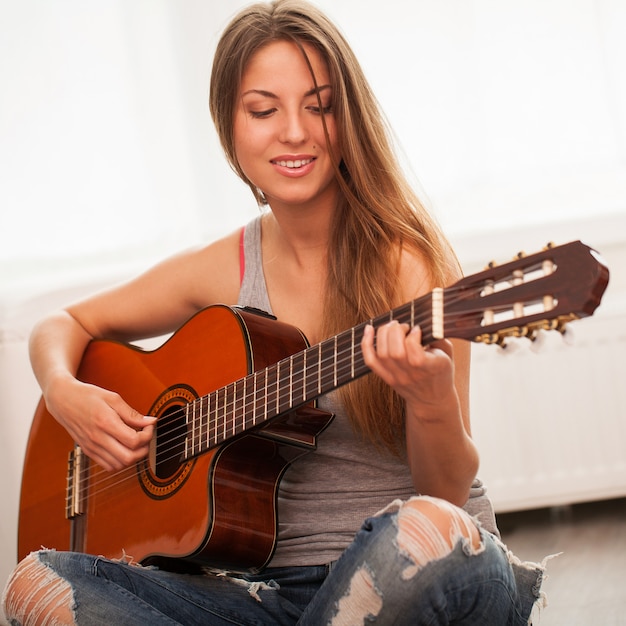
(272, 158), (314, 169)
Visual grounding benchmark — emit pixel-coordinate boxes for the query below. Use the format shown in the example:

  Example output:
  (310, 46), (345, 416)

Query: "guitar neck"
(184, 292), (438, 460)
(184, 239), (610, 460)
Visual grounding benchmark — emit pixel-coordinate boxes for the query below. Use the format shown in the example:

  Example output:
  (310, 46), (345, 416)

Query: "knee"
(3, 551), (76, 626)
(395, 496), (482, 574)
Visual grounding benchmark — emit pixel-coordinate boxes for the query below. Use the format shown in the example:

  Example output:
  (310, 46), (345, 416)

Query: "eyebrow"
(241, 84), (332, 98)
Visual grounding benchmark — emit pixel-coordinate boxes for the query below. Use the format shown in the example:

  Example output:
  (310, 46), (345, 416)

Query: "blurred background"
(1, 0), (625, 616)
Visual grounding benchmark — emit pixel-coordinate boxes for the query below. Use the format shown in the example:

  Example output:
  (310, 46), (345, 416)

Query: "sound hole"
(155, 404), (186, 480)
(139, 385), (196, 499)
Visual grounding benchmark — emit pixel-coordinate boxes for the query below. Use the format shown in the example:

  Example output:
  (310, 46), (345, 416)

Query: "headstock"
(444, 241), (610, 346)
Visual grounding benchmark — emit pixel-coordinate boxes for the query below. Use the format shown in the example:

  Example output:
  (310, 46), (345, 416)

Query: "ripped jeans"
(3, 497), (545, 625)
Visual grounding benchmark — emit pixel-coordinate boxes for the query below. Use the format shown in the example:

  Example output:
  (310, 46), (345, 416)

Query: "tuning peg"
(476, 332), (504, 346)
(541, 319), (560, 331)
(524, 327), (539, 341)
(529, 329), (548, 353)
(484, 260), (497, 271)
(512, 325), (532, 339)
(555, 318), (568, 333)
(560, 324), (576, 346)
(515, 251), (526, 260)
(498, 338), (522, 355)
(496, 334), (508, 348)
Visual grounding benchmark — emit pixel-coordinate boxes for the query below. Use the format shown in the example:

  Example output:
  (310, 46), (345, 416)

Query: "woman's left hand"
(360, 321), (456, 414)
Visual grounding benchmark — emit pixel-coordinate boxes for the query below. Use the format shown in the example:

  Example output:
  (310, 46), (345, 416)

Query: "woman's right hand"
(44, 374), (157, 472)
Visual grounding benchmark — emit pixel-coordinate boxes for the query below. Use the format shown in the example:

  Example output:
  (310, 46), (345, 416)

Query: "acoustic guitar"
(17, 240), (609, 572)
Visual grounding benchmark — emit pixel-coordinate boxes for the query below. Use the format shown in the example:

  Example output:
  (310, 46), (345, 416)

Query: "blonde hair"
(210, 0), (457, 454)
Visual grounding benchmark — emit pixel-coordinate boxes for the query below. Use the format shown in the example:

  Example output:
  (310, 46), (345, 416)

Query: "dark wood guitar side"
(18, 305), (334, 572)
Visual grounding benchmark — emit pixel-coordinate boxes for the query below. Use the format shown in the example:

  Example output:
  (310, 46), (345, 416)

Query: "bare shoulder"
(188, 227), (243, 304)
(396, 246), (433, 303)
(65, 227), (244, 341)
(397, 242), (462, 302)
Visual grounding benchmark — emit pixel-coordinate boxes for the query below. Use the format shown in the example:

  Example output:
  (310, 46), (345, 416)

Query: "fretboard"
(183, 291), (439, 460)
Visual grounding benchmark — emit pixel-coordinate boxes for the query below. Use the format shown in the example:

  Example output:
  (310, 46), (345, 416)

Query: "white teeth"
(275, 158), (312, 168)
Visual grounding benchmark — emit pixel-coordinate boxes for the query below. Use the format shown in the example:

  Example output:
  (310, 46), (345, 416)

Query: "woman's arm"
(360, 250), (478, 507)
(29, 230), (242, 471)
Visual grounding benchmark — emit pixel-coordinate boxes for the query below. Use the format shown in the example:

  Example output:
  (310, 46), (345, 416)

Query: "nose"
(279, 110), (309, 145)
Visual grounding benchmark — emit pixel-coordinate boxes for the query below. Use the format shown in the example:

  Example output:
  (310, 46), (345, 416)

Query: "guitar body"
(18, 305), (334, 572)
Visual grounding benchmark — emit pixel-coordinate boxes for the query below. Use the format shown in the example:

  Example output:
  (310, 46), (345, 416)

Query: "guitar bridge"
(66, 446), (86, 519)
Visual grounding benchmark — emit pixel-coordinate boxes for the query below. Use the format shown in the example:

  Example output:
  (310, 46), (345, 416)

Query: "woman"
(3, 1), (546, 623)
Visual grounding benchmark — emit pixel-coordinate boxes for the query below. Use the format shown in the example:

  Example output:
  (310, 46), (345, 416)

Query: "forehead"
(240, 40), (330, 91)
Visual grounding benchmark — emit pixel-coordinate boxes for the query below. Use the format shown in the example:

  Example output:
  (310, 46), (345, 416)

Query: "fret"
(193, 396), (209, 452)
(319, 339), (336, 395)
(352, 324), (369, 380)
(228, 384), (235, 436)
(184, 403), (191, 459)
(276, 358), (292, 415)
(251, 371), (258, 427)
(350, 327), (355, 379)
(196, 395), (203, 451)
(335, 330), (355, 386)
(288, 354), (293, 408)
(207, 392), (214, 448)
(219, 386), (226, 444)
(333, 335), (338, 387)
(301, 349), (307, 402)
(226, 382), (233, 438)
(225, 383), (234, 438)
(191, 397), (198, 456)
(238, 376), (246, 435)
(275, 361), (281, 416)
(265, 364), (278, 421)
(305, 344), (319, 400)
(290, 351), (306, 404)
(255, 368), (268, 425)
(194, 399), (202, 457)
(212, 388), (219, 444)
(394, 302), (409, 327)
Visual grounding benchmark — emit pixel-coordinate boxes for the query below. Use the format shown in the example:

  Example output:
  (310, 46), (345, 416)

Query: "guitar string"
(73, 284), (499, 502)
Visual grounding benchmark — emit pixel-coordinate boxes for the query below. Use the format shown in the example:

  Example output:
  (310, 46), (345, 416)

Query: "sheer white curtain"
(1, 0), (625, 283)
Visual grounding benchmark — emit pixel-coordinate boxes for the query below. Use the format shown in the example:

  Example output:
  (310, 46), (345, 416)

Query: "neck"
(261, 211), (330, 269)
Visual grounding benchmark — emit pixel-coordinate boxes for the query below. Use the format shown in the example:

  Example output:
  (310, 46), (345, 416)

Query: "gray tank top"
(237, 216), (498, 567)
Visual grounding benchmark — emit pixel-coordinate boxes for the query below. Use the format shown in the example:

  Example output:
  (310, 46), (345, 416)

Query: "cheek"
(234, 116), (270, 161)
(233, 120), (258, 177)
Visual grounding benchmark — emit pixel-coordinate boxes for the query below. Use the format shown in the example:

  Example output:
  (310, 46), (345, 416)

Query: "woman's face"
(234, 40), (340, 213)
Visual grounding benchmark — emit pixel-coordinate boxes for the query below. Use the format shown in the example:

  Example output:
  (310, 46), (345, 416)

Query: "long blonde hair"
(210, 0), (457, 454)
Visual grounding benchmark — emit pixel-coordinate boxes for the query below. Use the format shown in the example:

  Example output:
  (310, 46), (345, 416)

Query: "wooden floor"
(497, 497), (626, 625)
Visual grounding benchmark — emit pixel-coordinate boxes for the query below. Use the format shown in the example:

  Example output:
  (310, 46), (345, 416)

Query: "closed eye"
(306, 104), (333, 115)
(249, 108), (277, 119)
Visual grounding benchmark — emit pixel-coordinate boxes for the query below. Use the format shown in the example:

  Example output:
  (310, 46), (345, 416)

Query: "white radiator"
(466, 229), (626, 513)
